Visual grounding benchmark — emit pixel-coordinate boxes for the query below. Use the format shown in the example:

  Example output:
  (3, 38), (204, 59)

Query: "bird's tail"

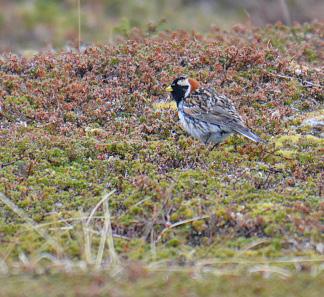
(234, 126), (266, 143)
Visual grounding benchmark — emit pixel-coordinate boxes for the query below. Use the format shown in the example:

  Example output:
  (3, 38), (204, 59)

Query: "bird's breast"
(178, 109), (208, 140)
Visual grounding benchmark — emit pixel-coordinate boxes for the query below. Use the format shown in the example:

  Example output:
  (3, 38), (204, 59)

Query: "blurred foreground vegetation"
(1, 0), (324, 51)
(1, 271), (323, 297)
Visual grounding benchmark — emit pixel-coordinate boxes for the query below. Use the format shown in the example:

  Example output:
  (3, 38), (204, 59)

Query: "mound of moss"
(0, 23), (323, 276)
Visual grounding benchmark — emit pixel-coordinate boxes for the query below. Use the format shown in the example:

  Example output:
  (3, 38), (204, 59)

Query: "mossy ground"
(1, 271), (323, 297)
(0, 22), (323, 295)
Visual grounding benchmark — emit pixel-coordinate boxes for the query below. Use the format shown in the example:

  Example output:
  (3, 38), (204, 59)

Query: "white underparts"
(178, 102), (231, 144)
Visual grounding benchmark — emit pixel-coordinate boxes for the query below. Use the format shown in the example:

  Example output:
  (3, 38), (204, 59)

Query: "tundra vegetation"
(0, 22), (323, 296)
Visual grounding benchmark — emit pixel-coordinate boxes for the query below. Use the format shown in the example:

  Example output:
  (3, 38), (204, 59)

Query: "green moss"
(303, 47), (318, 62)
(167, 238), (181, 247)
(269, 37), (286, 52)
(274, 134), (323, 148)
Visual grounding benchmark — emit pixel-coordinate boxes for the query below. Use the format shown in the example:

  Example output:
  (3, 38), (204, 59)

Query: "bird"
(165, 76), (265, 146)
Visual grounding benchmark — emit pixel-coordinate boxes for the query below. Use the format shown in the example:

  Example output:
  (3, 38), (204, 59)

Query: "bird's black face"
(166, 76), (191, 105)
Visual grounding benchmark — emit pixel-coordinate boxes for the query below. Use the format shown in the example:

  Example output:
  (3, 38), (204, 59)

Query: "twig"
(0, 161), (18, 169)
(0, 157), (24, 170)
(268, 72), (323, 88)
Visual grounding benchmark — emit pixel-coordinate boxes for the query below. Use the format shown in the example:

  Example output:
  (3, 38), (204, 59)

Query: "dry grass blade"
(82, 190), (120, 269)
(0, 192), (63, 255)
(85, 228), (130, 240)
(35, 216), (106, 229)
(155, 215), (210, 243)
(86, 190), (116, 226)
(103, 195), (120, 267)
(196, 257), (324, 267)
(237, 239), (271, 256)
(150, 229), (156, 261)
(0, 258), (8, 275)
(95, 192), (113, 268)
(81, 210), (93, 265)
(249, 265), (292, 278)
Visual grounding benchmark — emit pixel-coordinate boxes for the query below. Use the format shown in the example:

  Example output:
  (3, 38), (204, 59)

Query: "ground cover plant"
(0, 22), (323, 296)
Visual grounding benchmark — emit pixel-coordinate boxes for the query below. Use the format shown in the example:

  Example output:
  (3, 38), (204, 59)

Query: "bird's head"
(166, 76), (200, 105)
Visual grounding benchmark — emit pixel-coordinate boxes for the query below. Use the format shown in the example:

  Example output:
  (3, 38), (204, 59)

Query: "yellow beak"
(165, 86), (173, 92)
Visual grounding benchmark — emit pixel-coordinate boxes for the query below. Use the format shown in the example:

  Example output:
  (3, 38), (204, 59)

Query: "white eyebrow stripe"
(177, 78), (189, 86)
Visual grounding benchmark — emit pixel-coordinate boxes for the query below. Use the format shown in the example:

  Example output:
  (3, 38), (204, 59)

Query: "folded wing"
(183, 92), (265, 143)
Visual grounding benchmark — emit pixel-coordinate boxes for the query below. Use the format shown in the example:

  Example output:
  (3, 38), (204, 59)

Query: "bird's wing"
(183, 88), (245, 130)
(182, 88), (264, 143)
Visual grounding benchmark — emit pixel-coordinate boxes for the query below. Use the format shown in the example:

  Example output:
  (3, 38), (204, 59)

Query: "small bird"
(166, 76), (265, 145)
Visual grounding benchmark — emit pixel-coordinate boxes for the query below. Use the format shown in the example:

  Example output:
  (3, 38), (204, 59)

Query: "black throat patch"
(171, 87), (187, 106)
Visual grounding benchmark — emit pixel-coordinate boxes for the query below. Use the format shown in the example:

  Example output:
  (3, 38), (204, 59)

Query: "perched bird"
(166, 76), (265, 145)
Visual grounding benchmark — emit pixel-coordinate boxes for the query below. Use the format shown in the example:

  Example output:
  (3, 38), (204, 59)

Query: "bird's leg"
(204, 133), (212, 145)
(232, 135), (239, 152)
(204, 133), (220, 151)
(210, 143), (220, 151)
